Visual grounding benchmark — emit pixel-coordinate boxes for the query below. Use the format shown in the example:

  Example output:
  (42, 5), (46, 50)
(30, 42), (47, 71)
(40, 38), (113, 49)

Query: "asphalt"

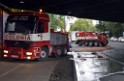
(99, 72), (124, 81)
(70, 41), (124, 81)
(0, 58), (59, 81)
(0, 41), (124, 81)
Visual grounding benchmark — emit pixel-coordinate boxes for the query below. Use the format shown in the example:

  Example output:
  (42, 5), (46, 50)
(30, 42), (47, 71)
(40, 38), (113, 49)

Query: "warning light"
(39, 9), (42, 14)
(21, 10), (24, 12)
(19, 1), (24, 4)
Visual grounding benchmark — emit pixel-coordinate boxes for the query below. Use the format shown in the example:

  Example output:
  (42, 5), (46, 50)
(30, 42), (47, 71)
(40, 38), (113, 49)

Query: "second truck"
(76, 31), (108, 46)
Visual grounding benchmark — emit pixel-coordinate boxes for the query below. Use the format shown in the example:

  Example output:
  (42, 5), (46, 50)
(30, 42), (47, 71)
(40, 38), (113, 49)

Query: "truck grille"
(5, 40), (33, 50)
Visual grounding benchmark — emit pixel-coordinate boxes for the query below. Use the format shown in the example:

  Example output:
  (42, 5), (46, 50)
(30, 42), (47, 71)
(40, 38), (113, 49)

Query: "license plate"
(11, 55), (18, 58)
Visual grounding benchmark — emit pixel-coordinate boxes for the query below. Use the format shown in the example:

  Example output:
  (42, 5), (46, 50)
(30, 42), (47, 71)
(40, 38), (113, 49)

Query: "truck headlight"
(3, 50), (9, 53)
(26, 52), (33, 55)
(27, 56), (31, 59)
(4, 54), (7, 57)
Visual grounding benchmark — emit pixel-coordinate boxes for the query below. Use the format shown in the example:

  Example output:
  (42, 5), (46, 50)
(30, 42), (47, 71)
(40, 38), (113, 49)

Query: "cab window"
(37, 22), (44, 33)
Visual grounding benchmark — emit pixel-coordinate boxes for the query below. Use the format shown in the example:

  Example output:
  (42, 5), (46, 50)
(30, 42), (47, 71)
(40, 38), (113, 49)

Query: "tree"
(48, 14), (73, 32)
(48, 14), (60, 31)
(95, 21), (124, 37)
(70, 18), (96, 32)
(95, 21), (106, 32)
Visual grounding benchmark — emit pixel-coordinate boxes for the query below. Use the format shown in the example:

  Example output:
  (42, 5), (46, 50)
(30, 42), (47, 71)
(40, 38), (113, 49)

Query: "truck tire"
(96, 42), (100, 47)
(94, 41), (98, 46)
(89, 41), (92, 46)
(79, 41), (82, 46)
(101, 40), (108, 46)
(85, 41), (89, 46)
(54, 47), (62, 58)
(36, 47), (48, 61)
(75, 40), (79, 44)
(92, 41), (95, 46)
(62, 46), (68, 57)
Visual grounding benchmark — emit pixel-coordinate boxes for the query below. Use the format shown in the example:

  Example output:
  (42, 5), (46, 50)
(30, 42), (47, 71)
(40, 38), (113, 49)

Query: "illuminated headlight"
(26, 52), (33, 55)
(27, 56), (31, 59)
(4, 54), (7, 57)
(3, 50), (9, 53)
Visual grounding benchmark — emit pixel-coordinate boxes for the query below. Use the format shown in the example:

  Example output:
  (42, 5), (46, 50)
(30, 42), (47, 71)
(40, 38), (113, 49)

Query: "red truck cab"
(3, 12), (69, 61)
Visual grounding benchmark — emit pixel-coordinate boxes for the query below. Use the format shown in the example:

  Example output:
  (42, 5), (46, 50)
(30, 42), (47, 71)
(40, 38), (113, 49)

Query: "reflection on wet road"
(68, 51), (124, 81)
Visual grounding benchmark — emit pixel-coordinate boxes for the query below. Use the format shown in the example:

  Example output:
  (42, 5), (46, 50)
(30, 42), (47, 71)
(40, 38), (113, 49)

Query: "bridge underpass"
(0, 1), (124, 81)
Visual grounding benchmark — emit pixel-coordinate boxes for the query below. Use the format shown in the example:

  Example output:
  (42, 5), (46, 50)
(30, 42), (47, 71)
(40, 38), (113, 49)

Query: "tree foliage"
(95, 21), (124, 37)
(48, 14), (72, 32)
(95, 21), (106, 32)
(70, 18), (96, 32)
(48, 14), (61, 31)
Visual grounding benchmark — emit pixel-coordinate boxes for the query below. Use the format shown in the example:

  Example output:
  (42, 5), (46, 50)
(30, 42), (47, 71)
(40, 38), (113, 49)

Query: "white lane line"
(100, 52), (124, 65)
(0, 64), (23, 78)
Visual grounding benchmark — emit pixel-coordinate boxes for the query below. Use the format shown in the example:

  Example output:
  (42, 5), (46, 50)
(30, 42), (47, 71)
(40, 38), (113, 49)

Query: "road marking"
(0, 64), (22, 78)
(100, 52), (124, 65)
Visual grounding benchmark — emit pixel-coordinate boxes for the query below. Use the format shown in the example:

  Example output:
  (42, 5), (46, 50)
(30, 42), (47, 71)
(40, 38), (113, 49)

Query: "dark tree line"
(95, 21), (124, 37)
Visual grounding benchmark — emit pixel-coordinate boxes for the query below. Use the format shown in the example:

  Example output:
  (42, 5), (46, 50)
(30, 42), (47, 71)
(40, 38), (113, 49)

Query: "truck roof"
(9, 12), (49, 21)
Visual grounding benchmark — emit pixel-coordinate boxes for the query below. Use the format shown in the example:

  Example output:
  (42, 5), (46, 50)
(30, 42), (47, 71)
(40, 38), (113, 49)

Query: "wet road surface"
(0, 41), (124, 81)
(68, 51), (124, 81)
(0, 59), (59, 81)
(102, 41), (124, 63)
(69, 41), (124, 81)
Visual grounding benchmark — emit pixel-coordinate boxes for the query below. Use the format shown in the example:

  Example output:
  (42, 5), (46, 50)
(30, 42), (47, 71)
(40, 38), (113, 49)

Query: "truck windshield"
(5, 16), (37, 33)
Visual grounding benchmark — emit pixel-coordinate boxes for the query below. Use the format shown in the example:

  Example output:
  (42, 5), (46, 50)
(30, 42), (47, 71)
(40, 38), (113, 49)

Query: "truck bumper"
(3, 47), (36, 60)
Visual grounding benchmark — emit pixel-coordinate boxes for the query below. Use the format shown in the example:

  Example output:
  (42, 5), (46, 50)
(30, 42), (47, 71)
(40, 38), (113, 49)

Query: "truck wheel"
(85, 41), (89, 46)
(92, 41), (95, 46)
(89, 41), (92, 46)
(36, 47), (48, 61)
(94, 41), (99, 46)
(75, 40), (79, 44)
(79, 41), (82, 46)
(54, 47), (62, 58)
(62, 47), (68, 57)
(101, 40), (108, 46)
(97, 42), (100, 46)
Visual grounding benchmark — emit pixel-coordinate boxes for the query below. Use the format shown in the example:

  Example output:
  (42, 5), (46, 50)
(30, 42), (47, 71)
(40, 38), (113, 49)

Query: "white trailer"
(71, 31), (78, 43)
